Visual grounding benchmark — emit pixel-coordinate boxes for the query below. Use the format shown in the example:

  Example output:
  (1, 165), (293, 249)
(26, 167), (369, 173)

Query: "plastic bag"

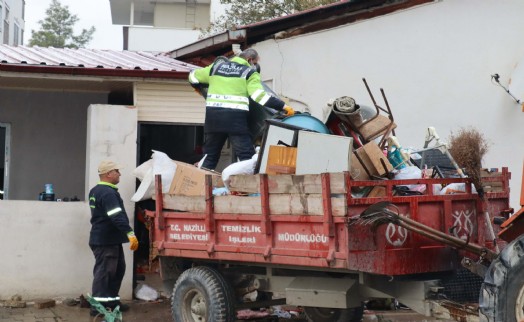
(222, 154), (258, 189)
(134, 283), (158, 301)
(439, 183), (477, 195)
(131, 150), (177, 202)
(394, 166), (425, 193)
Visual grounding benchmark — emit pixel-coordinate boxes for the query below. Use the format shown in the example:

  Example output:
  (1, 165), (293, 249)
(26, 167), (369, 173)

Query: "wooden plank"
(34, 299), (56, 309)
(228, 173), (347, 194)
(161, 194), (347, 216)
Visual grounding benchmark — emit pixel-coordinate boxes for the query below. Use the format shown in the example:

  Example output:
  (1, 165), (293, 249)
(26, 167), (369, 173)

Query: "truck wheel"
(304, 306), (363, 322)
(479, 234), (524, 322)
(171, 266), (234, 322)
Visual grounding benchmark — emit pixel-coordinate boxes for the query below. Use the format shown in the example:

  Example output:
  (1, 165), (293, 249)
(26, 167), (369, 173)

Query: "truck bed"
(147, 169), (510, 276)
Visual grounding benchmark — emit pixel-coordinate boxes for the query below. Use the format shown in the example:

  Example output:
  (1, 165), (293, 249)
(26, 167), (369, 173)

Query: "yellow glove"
(283, 105), (295, 116)
(127, 231), (139, 251)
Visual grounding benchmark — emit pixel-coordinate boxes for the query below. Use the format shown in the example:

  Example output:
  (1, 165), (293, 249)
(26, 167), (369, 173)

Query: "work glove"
(283, 105), (295, 116)
(127, 231), (139, 251)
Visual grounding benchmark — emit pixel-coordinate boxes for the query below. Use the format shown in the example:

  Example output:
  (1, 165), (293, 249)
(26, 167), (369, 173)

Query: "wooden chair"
(351, 78), (397, 149)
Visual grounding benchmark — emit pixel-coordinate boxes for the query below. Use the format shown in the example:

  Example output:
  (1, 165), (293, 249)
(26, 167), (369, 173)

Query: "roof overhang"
(0, 63), (189, 80)
(170, 0), (434, 62)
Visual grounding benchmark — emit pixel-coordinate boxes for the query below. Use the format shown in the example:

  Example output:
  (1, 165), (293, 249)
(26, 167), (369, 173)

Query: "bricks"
(33, 300), (55, 309)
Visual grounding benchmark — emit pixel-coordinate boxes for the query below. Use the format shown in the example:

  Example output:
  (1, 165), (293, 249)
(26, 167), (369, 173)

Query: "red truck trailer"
(144, 163), (522, 322)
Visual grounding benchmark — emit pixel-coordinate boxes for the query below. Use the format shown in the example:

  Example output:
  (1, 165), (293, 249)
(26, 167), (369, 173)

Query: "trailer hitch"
(353, 201), (498, 262)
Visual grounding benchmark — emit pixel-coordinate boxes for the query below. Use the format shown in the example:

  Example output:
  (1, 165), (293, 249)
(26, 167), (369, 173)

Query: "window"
(3, 5), (9, 44)
(13, 23), (18, 45)
(0, 3), (3, 36)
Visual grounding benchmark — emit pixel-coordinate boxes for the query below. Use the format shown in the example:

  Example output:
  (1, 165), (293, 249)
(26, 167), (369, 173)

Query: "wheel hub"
(190, 295), (207, 317)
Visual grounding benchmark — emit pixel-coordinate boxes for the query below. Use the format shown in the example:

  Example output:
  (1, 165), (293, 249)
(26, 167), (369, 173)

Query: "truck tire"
(304, 306), (363, 322)
(171, 266), (235, 322)
(479, 234), (524, 322)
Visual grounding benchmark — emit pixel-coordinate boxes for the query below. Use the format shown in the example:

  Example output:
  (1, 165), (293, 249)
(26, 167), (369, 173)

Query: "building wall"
(253, 0), (524, 209)
(0, 104), (137, 300)
(0, 0), (24, 45)
(134, 81), (205, 124)
(154, 3), (210, 29)
(127, 26), (200, 51)
(0, 89), (107, 200)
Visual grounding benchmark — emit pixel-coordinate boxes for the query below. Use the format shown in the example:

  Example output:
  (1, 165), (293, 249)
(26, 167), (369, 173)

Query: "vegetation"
(200, 0), (340, 38)
(28, 0), (95, 48)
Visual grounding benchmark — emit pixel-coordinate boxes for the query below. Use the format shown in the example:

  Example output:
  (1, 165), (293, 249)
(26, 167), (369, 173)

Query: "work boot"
(89, 307), (100, 317)
(115, 301), (130, 312)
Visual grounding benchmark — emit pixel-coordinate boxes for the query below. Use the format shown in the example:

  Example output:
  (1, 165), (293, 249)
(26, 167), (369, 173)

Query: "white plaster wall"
(128, 26), (200, 51)
(1, 0), (25, 45)
(86, 104), (138, 300)
(254, 0), (524, 209)
(0, 104), (137, 300)
(0, 201), (91, 299)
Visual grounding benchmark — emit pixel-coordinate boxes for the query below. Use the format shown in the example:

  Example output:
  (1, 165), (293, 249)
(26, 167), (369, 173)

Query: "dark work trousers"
(90, 244), (126, 307)
(202, 132), (255, 170)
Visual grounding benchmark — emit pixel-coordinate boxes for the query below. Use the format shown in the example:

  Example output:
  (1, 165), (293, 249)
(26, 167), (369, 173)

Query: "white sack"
(131, 150), (177, 202)
(222, 154), (258, 189)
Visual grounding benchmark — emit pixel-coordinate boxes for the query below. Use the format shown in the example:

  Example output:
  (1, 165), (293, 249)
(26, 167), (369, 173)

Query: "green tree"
(200, 0), (340, 38)
(28, 0), (95, 48)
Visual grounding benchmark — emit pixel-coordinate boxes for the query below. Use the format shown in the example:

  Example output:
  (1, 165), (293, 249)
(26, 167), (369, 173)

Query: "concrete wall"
(154, 3), (210, 29)
(0, 104), (137, 300)
(254, 0), (524, 209)
(127, 26), (200, 51)
(0, 89), (107, 200)
(0, 0), (25, 45)
(86, 104), (138, 301)
(0, 201), (92, 299)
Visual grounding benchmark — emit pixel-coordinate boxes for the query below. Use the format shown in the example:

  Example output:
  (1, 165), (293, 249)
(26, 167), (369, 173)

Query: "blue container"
(281, 114), (330, 134)
(45, 183), (54, 194)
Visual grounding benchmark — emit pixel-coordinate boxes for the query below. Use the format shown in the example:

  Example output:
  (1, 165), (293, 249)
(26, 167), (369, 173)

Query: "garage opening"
(0, 123), (10, 200)
(134, 122), (205, 277)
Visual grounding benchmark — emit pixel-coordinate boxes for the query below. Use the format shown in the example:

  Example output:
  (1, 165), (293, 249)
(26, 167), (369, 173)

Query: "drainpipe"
(130, 1), (134, 26)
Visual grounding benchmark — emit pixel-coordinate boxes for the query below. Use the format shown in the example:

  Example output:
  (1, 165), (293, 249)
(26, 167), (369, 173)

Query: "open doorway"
(0, 123), (10, 200)
(134, 122), (205, 277)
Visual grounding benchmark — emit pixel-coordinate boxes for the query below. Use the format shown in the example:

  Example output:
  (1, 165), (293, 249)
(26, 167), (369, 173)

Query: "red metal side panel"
(150, 170), (511, 276)
(152, 213), (350, 269)
(346, 197), (483, 275)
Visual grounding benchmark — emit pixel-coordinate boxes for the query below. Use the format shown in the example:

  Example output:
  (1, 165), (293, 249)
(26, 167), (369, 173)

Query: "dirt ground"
(0, 299), (455, 322)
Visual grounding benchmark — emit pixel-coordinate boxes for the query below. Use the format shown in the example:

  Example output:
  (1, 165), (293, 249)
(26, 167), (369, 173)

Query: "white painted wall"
(254, 0), (524, 209)
(0, 0), (25, 45)
(0, 104), (138, 300)
(127, 26), (200, 51)
(86, 104), (138, 300)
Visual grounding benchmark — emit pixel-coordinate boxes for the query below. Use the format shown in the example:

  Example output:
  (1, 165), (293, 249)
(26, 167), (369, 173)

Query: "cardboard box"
(350, 153), (370, 180)
(355, 141), (393, 177)
(168, 161), (223, 196)
(367, 186), (386, 197)
(266, 145), (297, 175)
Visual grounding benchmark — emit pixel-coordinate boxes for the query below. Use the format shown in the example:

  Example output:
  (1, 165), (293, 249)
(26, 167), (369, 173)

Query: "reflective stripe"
(258, 94), (271, 105)
(90, 206), (95, 209)
(250, 89), (264, 101)
(93, 296), (120, 302)
(89, 197), (96, 202)
(189, 71), (199, 84)
(207, 101), (249, 111)
(241, 68), (252, 79)
(107, 207), (122, 216)
(207, 94), (249, 104)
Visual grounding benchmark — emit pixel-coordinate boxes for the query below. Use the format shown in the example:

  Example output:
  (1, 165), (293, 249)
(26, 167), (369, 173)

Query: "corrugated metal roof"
(0, 45), (195, 77)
